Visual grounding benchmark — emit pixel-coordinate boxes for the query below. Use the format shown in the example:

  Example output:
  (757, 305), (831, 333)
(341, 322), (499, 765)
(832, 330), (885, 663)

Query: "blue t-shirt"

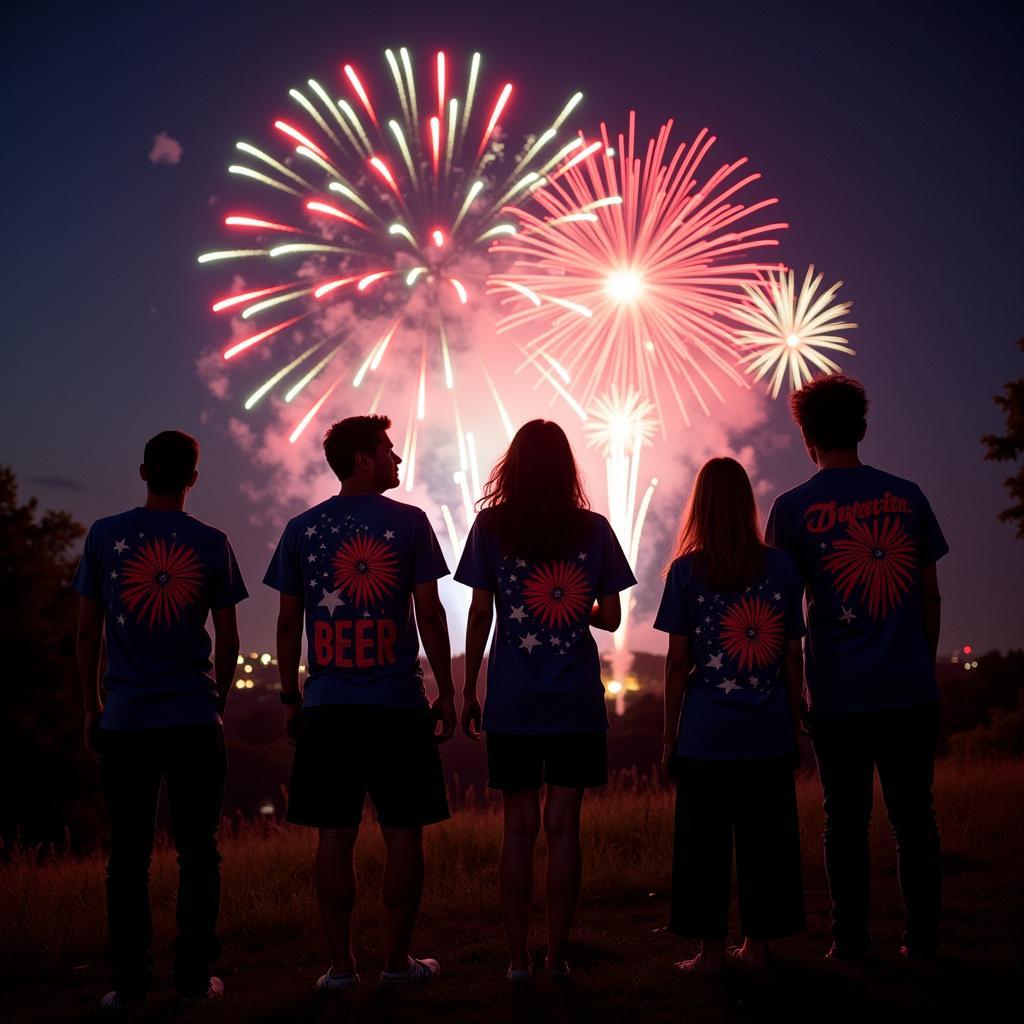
(263, 493), (449, 709)
(766, 465), (949, 715)
(654, 548), (805, 759)
(71, 508), (248, 730)
(454, 509), (637, 734)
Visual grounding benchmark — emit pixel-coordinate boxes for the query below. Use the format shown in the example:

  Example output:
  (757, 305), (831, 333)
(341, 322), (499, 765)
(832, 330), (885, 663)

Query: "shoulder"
(771, 476), (820, 509)
(666, 552), (695, 580)
(182, 515), (229, 546)
(376, 494), (431, 523)
(88, 510), (133, 536)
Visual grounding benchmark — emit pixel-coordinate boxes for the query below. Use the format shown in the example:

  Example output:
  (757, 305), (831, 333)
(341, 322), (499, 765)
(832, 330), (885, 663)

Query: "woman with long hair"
(455, 420), (636, 979)
(654, 457), (806, 972)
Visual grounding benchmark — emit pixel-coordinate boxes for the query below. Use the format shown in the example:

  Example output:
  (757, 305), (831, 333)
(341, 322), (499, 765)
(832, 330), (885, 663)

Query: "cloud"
(148, 131), (182, 166)
(25, 475), (90, 493)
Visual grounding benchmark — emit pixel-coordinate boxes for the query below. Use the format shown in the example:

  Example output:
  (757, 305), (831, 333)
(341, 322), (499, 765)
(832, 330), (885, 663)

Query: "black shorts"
(486, 731), (608, 791)
(286, 704), (450, 829)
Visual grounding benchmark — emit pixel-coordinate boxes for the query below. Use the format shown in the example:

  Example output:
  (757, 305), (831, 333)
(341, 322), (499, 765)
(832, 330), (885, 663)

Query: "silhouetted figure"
(73, 431), (247, 1009)
(263, 414), (455, 990)
(766, 375), (947, 960)
(455, 419), (636, 979)
(655, 457), (806, 973)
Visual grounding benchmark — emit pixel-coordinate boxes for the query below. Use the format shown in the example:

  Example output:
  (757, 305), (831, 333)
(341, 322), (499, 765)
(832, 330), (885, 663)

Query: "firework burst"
(719, 595), (784, 673)
(332, 534), (400, 607)
(822, 517), (915, 619)
(121, 540), (204, 629)
(489, 112), (787, 426)
(199, 47), (585, 483)
(730, 265), (857, 397)
(522, 560), (590, 629)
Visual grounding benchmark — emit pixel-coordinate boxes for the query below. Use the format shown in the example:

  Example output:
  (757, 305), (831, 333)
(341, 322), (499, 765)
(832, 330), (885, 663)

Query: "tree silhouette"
(982, 338), (1024, 539)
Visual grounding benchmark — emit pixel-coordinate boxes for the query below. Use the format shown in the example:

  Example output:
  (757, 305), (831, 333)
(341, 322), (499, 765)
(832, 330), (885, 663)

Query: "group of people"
(73, 373), (948, 1008)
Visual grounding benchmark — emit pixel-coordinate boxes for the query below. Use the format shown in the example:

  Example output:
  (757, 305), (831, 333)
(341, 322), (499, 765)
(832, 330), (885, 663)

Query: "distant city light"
(260, 653), (272, 665)
(243, 664), (253, 674)
(236, 654), (245, 665)
(607, 680), (624, 695)
(963, 645), (972, 655)
(235, 679), (245, 689)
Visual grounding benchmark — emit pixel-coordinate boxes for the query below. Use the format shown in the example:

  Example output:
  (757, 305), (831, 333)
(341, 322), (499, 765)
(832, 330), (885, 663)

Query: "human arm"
(590, 592), (622, 632)
(276, 592), (305, 744)
(920, 563), (941, 663)
(461, 587), (494, 740)
(662, 633), (690, 770)
(76, 595), (104, 758)
(211, 605), (241, 716)
(413, 579), (456, 742)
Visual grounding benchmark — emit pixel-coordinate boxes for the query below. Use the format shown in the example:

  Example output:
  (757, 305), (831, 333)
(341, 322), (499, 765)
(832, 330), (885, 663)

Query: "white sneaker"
(176, 976), (224, 1006)
(99, 991), (146, 1011)
(316, 968), (360, 991)
(380, 956), (440, 985)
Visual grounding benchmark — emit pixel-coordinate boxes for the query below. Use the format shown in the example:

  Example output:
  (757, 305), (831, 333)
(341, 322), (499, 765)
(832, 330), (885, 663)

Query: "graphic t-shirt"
(263, 493), (449, 709)
(71, 508), (248, 730)
(454, 509), (637, 734)
(654, 548), (805, 759)
(766, 465), (949, 714)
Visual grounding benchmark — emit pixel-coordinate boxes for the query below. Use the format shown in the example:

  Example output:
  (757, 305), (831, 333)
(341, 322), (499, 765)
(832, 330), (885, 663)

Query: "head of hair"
(142, 431), (199, 496)
(323, 414), (392, 481)
(789, 374), (868, 452)
(668, 457), (764, 591)
(477, 419), (591, 561)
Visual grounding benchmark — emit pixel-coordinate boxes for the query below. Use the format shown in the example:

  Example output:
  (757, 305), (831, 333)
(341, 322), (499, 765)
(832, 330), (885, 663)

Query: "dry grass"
(2, 762), (1023, 1022)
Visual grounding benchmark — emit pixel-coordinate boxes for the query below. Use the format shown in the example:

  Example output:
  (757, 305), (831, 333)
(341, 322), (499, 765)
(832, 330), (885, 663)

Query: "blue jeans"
(810, 702), (941, 954)
(98, 723), (226, 997)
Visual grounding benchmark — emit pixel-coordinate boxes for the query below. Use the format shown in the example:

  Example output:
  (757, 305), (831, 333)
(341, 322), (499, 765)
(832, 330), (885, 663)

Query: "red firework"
(332, 533), (400, 607)
(120, 539), (204, 629)
(719, 595), (784, 673)
(521, 560), (590, 629)
(822, 516), (916, 619)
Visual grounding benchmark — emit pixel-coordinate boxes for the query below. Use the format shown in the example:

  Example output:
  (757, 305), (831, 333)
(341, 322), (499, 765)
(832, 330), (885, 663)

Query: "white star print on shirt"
(717, 678), (740, 695)
(773, 592), (782, 601)
(113, 539), (129, 554)
(117, 614), (125, 626)
(318, 588), (344, 616)
(749, 675), (760, 687)
(707, 652), (724, 670)
(697, 595), (705, 604)
(384, 530), (395, 541)
(578, 552), (587, 560)
(306, 526), (317, 538)
(109, 571), (117, 580)
(519, 633), (541, 653)
(510, 605), (526, 622)
(840, 606), (857, 624)
(516, 559), (526, 568)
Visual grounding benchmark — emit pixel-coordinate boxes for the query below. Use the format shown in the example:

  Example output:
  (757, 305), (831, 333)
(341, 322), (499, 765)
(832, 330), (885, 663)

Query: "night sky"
(6, 0), (1023, 657)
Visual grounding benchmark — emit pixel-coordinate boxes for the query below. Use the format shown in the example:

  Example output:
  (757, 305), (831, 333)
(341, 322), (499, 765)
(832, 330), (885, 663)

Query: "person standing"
(455, 419), (636, 979)
(766, 375), (948, 960)
(74, 430), (247, 1009)
(655, 457), (806, 973)
(264, 414), (455, 990)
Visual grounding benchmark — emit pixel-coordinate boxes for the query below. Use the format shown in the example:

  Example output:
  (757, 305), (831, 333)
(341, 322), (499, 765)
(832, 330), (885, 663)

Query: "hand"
(461, 695), (482, 742)
(83, 710), (102, 761)
(432, 695), (456, 743)
(283, 703), (302, 746)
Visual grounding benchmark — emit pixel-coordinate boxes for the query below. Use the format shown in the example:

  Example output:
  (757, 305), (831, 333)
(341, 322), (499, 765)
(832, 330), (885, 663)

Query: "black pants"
(670, 756), (805, 941)
(98, 723), (227, 997)
(810, 702), (941, 954)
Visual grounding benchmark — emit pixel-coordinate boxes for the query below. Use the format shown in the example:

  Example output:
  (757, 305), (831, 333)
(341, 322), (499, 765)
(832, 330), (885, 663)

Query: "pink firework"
(719, 595), (784, 673)
(121, 539), (204, 629)
(333, 533), (400, 607)
(823, 517), (916, 620)
(521, 560), (590, 629)
(490, 113), (787, 425)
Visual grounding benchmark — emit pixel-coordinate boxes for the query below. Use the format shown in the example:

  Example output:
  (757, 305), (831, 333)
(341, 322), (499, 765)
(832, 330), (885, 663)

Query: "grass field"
(3, 761), (1023, 1022)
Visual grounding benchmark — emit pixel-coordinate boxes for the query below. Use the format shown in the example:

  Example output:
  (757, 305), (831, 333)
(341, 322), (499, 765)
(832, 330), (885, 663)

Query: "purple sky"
(5, 0), (1023, 656)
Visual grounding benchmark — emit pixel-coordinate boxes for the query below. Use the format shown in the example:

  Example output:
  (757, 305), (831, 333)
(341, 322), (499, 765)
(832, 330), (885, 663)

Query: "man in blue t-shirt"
(264, 414), (455, 990)
(766, 376), (948, 961)
(73, 431), (247, 1009)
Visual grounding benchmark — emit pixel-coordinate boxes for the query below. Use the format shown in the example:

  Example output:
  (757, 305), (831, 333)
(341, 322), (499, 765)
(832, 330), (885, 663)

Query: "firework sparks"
(199, 48), (585, 479)
(490, 112), (787, 426)
(731, 265), (857, 397)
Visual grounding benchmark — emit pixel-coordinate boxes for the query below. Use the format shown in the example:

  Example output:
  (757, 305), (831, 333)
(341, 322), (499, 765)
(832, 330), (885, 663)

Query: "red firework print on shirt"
(521, 561), (590, 629)
(822, 515), (916, 619)
(120, 539), (204, 629)
(332, 533), (400, 607)
(719, 596), (785, 673)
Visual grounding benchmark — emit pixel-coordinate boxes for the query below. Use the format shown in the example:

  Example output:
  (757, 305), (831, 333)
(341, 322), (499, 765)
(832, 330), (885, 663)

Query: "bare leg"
(381, 826), (425, 973)
(542, 786), (584, 971)
(315, 828), (359, 975)
(676, 940), (726, 973)
(731, 937), (768, 968)
(500, 790), (541, 972)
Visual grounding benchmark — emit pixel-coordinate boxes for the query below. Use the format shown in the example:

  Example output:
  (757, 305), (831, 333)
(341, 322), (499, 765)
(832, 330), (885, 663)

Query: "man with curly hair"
(766, 376), (948, 962)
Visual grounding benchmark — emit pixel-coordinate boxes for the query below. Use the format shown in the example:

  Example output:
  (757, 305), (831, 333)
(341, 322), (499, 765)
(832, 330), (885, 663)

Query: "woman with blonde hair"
(655, 456), (806, 972)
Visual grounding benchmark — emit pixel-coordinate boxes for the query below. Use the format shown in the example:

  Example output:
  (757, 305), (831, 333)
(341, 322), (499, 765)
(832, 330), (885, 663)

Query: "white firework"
(732, 266), (857, 397)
